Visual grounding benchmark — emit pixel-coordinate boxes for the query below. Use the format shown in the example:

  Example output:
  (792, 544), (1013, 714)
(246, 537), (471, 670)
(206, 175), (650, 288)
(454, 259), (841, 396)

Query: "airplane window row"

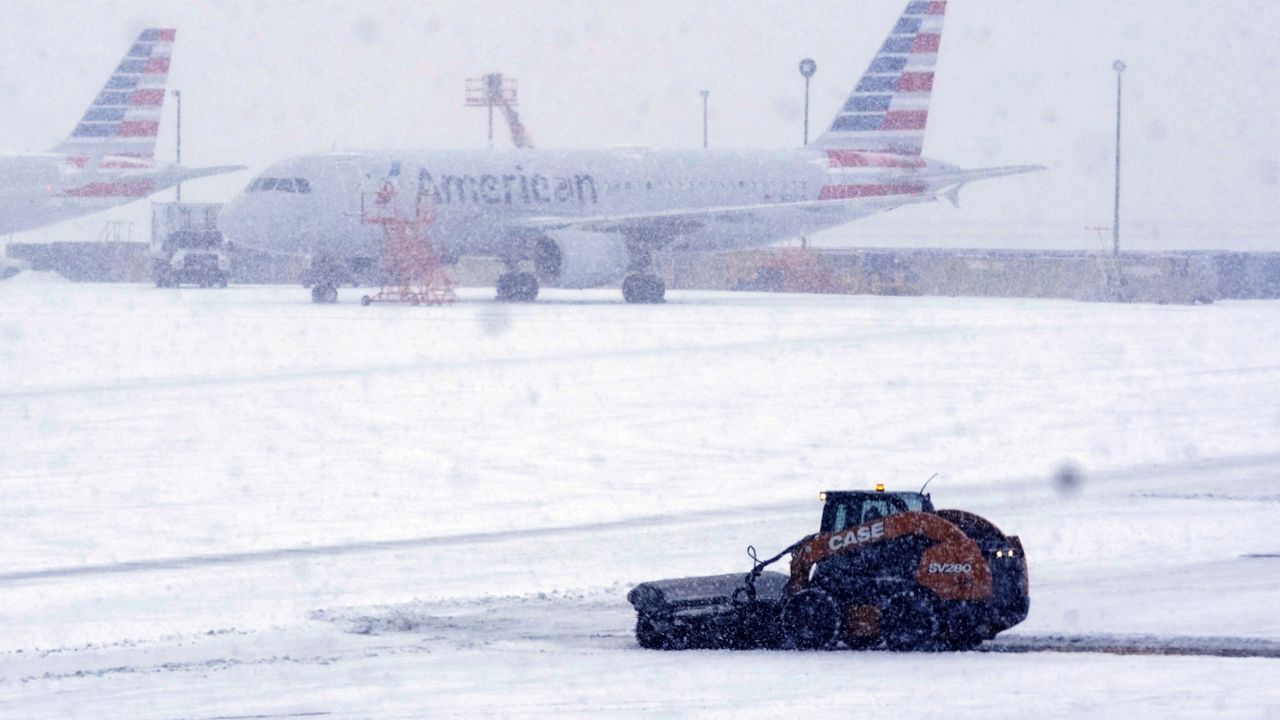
(606, 179), (807, 192)
(247, 177), (313, 194)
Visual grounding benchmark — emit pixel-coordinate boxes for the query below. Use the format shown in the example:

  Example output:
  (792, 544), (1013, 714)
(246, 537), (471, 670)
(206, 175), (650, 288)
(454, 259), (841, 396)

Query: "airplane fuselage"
(219, 146), (945, 273)
(216, 0), (1041, 304)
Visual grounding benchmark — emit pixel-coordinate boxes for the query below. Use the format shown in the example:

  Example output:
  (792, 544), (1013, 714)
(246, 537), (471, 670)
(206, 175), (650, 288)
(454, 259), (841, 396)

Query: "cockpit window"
(247, 177), (312, 194)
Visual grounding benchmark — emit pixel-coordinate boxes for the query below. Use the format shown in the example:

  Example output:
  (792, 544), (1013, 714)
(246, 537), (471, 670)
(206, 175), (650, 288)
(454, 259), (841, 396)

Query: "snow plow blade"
(628, 572), (790, 650)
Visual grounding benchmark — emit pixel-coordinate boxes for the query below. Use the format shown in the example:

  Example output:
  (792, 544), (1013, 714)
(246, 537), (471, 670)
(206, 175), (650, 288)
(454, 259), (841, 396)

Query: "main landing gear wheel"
(781, 588), (841, 650)
(311, 284), (338, 304)
(622, 273), (665, 304)
(496, 271), (539, 302)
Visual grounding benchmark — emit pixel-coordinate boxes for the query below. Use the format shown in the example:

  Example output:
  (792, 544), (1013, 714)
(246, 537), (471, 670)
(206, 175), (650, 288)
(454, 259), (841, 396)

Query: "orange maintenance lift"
(359, 181), (456, 307)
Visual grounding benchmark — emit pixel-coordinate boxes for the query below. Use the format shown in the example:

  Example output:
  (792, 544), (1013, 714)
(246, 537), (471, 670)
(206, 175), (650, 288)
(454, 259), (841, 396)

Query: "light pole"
(799, 58), (817, 146)
(1111, 61), (1125, 258)
(700, 90), (709, 149)
(171, 89), (182, 202)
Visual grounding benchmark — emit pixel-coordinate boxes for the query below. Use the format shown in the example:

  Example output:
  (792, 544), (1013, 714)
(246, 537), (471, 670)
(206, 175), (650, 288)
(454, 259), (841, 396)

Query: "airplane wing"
(924, 165), (1046, 207)
(59, 164), (251, 200)
(506, 164), (1043, 236)
(507, 192), (935, 236)
(137, 165), (249, 187)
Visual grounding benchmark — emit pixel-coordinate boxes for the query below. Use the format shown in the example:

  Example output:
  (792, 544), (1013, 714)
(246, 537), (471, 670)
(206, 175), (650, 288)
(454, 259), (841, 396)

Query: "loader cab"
(819, 490), (934, 533)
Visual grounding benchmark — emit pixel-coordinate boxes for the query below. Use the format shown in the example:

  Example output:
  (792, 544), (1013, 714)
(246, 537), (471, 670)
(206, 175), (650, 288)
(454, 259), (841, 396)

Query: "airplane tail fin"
(52, 28), (175, 164)
(812, 1), (946, 155)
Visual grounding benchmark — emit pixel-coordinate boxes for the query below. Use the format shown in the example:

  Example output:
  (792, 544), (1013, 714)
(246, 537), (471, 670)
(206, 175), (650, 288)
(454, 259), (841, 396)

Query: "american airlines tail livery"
(219, 1), (1042, 304)
(0, 29), (243, 236)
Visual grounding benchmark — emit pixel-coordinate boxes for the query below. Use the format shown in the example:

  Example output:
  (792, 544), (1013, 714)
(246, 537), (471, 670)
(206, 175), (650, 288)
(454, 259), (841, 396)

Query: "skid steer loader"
(628, 487), (1029, 651)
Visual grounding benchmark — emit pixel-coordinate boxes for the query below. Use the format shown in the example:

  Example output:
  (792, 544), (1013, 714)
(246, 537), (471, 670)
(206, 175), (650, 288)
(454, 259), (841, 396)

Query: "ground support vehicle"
(151, 202), (230, 288)
(628, 488), (1029, 651)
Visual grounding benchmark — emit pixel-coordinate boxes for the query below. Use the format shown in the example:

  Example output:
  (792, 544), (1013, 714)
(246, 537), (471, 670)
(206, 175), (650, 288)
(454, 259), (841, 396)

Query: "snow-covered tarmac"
(2, 279), (1279, 718)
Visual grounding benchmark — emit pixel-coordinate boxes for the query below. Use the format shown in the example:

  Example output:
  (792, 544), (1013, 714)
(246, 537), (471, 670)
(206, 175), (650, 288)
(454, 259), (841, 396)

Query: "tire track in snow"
(0, 499), (809, 585)
(316, 594), (1280, 661)
(983, 634), (1280, 659)
(0, 325), (948, 402)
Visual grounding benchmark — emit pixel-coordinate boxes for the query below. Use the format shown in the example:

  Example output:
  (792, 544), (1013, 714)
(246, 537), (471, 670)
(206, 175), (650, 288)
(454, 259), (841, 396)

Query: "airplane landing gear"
(496, 271), (539, 302)
(622, 273), (665, 304)
(310, 284), (338, 304)
(306, 255), (349, 304)
(622, 239), (666, 304)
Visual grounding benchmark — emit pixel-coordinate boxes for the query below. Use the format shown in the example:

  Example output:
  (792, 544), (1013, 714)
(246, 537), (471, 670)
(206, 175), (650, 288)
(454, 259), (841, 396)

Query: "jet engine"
(532, 231), (629, 289)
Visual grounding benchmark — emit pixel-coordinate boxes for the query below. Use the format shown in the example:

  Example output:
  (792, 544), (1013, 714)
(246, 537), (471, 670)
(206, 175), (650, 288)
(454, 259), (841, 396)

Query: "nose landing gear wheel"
(622, 273), (666, 304)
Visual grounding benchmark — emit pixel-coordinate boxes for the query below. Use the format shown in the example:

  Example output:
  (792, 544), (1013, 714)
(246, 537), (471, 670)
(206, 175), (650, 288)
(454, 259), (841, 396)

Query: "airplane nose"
(218, 192), (301, 255)
(217, 193), (256, 248)
(216, 188), (341, 257)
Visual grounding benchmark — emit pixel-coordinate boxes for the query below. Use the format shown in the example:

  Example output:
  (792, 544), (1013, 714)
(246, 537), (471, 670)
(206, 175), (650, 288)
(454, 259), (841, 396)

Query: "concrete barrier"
(5, 242), (150, 282)
(675, 248), (1278, 304)
(6, 240), (1278, 303)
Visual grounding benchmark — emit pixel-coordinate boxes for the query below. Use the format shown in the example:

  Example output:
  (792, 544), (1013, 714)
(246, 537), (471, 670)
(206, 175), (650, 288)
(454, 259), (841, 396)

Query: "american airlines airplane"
(219, 1), (1042, 304)
(0, 29), (242, 236)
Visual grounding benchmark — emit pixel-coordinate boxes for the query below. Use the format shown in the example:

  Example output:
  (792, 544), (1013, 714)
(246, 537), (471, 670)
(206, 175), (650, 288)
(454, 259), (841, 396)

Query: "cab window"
(295, 178), (312, 194)
(897, 493), (928, 512)
(859, 498), (895, 524)
(825, 493), (919, 532)
(276, 178), (296, 192)
(260, 178), (278, 191)
(832, 504), (849, 532)
(828, 499), (897, 530)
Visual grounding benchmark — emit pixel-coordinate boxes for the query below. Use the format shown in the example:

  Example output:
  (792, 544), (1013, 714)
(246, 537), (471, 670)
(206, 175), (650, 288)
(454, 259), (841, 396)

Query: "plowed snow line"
(985, 634), (1280, 659)
(0, 501), (806, 585)
(0, 326), (938, 402)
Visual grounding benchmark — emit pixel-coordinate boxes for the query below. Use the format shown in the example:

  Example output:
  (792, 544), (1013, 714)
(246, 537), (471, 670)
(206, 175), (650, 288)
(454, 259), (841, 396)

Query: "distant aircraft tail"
(812, 1), (946, 155)
(52, 28), (175, 164)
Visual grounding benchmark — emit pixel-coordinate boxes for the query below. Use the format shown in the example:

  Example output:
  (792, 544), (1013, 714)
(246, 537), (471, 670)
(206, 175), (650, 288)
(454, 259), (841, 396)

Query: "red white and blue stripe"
(813, 2), (945, 156)
(55, 28), (175, 163)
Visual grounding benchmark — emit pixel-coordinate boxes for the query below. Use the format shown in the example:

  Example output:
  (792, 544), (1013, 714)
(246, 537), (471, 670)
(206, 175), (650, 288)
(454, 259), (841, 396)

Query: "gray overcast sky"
(2, 1), (1277, 251)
